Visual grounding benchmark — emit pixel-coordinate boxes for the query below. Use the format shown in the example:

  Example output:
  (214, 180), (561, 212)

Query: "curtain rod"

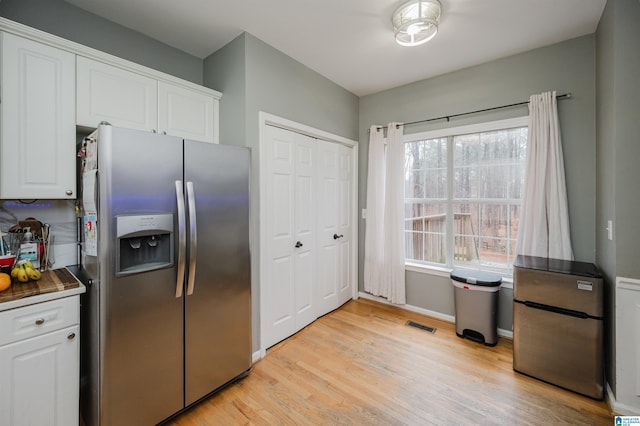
(376, 92), (572, 131)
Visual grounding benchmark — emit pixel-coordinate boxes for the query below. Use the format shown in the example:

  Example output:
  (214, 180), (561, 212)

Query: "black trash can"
(451, 268), (502, 346)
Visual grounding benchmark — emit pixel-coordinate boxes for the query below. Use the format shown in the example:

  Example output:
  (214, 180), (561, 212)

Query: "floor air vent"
(406, 320), (436, 333)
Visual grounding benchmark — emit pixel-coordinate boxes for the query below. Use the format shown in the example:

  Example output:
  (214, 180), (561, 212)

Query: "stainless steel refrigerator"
(79, 124), (251, 425)
(513, 255), (603, 399)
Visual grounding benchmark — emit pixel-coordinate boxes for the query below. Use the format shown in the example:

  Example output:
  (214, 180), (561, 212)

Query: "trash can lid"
(451, 268), (502, 287)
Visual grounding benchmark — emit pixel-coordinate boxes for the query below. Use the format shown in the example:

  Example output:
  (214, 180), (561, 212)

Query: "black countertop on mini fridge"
(514, 255), (602, 278)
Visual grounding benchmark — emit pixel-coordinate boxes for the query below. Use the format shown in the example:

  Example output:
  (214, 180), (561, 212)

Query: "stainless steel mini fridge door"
(183, 140), (252, 405)
(513, 302), (604, 399)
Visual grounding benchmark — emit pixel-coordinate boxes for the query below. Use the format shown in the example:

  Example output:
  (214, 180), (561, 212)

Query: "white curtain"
(516, 91), (574, 260)
(364, 123), (406, 304)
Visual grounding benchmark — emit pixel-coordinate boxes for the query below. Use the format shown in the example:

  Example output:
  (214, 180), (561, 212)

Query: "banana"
(26, 266), (41, 281)
(10, 261), (42, 282)
(16, 265), (29, 283)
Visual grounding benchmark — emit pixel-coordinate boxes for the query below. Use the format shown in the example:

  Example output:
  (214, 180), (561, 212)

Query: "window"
(404, 117), (528, 274)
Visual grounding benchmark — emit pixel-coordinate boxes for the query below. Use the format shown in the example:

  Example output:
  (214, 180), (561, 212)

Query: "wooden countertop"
(0, 268), (86, 311)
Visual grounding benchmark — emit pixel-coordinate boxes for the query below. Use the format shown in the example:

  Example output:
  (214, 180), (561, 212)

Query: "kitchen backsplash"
(0, 199), (78, 268)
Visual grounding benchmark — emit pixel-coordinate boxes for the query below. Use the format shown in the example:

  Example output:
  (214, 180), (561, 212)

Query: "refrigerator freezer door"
(97, 127), (185, 425)
(183, 141), (252, 405)
(513, 266), (604, 318)
(513, 302), (604, 399)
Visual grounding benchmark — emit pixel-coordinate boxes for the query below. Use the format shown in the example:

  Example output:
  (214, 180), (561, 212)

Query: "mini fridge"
(513, 255), (604, 399)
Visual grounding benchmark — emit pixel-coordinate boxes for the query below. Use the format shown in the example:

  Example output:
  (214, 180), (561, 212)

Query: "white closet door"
(316, 141), (340, 313)
(317, 142), (353, 313)
(293, 136), (317, 330)
(336, 144), (354, 306)
(263, 126), (317, 349)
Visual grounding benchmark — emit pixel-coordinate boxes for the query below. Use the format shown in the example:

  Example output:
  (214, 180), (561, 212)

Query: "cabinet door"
(1, 32), (76, 199)
(76, 56), (158, 132)
(158, 82), (216, 143)
(0, 325), (79, 426)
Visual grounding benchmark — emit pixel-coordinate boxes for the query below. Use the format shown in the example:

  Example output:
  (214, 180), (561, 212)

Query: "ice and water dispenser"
(115, 214), (173, 276)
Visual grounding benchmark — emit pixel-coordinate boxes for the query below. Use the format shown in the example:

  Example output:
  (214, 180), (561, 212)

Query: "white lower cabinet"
(0, 296), (80, 426)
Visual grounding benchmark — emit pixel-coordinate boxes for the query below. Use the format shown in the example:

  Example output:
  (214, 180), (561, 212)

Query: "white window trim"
(403, 115), (528, 288)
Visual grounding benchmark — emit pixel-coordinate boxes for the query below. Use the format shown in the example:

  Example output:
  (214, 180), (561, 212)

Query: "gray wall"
(0, 0), (203, 84)
(359, 35), (597, 332)
(596, 0), (640, 399)
(203, 33), (359, 351)
(204, 34), (247, 148)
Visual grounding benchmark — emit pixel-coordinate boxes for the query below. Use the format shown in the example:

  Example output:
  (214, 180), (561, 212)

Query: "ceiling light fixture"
(392, 0), (441, 47)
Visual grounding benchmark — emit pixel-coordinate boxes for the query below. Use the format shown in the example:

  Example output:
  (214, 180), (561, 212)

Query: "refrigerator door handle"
(186, 181), (197, 295)
(175, 180), (186, 298)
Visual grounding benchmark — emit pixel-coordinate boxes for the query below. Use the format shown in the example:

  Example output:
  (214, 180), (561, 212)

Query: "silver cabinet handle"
(186, 181), (197, 296)
(175, 181), (186, 298)
(35, 318), (45, 325)
(162, 131), (167, 135)
(65, 190), (73, 196)
(67, 332), (76, 340)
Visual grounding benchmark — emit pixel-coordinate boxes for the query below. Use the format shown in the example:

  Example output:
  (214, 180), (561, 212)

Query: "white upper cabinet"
(158, 82), (217, 143)
(76, 56), (158, 133)
(0, 32), (76, 199)
(77, 57), (219, 143)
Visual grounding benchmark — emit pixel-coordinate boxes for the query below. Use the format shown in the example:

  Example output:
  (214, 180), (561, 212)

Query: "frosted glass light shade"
(392, 0), (441, 47)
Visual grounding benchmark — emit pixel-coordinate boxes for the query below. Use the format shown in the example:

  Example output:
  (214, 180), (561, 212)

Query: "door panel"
(293, 137), (317, 329)
(264, 126), (317, 348)
(100, 127), (184, 425)
(184, 140), (251, 405)
(317, 141), (340, 313)
(0, 326), (79, 426)
(264, 126), (297, 348)
(77, 56), (158, 131)
(513, 302), (603, 398)
(158, 81), (215, 142)
(1, 33), (76, 199)
(337, 145), (354, 305)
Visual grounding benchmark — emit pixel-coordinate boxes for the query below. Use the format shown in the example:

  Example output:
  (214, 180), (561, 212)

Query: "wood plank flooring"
(166, 298), (613, 425)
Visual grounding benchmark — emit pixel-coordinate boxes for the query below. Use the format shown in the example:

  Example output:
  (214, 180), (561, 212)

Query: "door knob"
(295, 241), (303, 248)
(333, 234), (344, 240)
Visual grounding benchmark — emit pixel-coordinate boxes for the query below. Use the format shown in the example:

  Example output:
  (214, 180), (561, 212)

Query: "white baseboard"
(252, 350), (263, 363)
(357, 291), (514, 339)
(606, 381), (640, 415)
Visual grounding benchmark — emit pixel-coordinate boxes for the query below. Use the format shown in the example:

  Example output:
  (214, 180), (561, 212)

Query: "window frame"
(403, 116), (529, 284)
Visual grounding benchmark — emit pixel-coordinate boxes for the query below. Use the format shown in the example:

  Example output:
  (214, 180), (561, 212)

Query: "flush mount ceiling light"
(392, 0), (441, 47)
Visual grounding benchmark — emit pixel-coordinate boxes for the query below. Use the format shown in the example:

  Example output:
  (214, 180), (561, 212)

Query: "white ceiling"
(65, 0), (606, 96)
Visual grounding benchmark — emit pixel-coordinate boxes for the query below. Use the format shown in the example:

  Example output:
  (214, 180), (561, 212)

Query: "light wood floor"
(167, 298), (613, 425)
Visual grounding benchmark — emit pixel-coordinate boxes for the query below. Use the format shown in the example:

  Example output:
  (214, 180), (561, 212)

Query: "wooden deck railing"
(405, 213), (478, 263)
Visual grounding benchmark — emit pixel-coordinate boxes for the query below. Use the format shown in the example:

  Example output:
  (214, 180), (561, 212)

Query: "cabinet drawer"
(0, 296), (79, 346)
